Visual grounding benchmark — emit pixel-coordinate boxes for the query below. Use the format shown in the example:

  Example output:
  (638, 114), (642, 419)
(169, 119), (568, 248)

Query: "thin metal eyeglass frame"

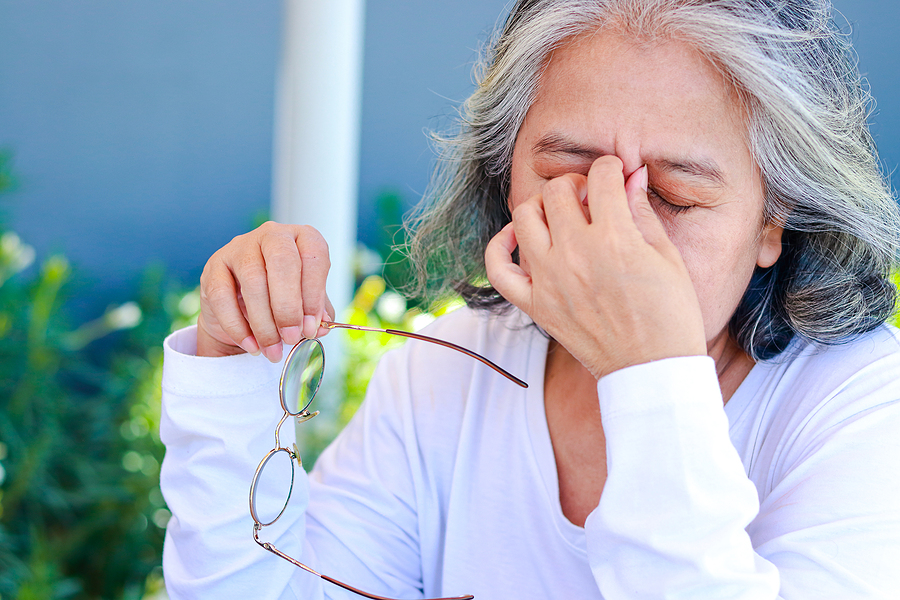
(250, 320), (528, 600)
(321, 320), (527, 389)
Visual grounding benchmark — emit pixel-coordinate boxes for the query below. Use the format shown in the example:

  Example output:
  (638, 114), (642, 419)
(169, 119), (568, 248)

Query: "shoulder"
(758, 325), (900, 414)
(326, 305), (540, 489)
(737, 325), (900, 488)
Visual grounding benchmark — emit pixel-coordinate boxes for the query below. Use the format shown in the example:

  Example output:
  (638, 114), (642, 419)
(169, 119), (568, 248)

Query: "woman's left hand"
(484, 156), (707, 380)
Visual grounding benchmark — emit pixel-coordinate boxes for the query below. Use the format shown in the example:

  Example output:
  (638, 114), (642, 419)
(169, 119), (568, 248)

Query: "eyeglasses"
(249, 320), (527, 600)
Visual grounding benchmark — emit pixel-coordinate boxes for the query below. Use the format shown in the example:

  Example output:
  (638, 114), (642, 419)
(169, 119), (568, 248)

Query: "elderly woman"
(160, 0), (900, 598)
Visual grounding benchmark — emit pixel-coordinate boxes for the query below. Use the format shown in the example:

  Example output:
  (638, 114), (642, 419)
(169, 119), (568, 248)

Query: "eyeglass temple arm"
(253, 526), (474, 600)
(321, 321), (527, 389)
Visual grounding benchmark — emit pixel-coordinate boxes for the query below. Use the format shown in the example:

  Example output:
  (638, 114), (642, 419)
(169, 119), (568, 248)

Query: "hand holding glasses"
(249, 320), (528, 600)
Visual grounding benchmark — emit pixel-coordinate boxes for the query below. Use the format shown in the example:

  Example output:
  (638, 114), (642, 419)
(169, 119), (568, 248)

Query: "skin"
(196, 28), (782, 527)
(483, 30), (783, 525)
(197, 222), (334, 362)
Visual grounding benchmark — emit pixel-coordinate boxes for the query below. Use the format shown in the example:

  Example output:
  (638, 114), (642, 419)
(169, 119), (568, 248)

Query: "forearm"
(159, 326), (316, 599)
(586, 357), (780, 599)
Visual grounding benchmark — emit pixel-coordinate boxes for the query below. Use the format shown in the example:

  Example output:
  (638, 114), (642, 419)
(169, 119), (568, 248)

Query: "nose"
(612, 139), (646, 180)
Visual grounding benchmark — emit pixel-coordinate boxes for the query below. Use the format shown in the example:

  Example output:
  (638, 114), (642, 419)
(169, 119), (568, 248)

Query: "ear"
(756, 222), (783, 269)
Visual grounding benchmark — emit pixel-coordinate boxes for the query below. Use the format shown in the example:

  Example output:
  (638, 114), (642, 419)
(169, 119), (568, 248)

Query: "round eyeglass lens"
(250, 448), (295, 526)
(281, 339), (325, 415)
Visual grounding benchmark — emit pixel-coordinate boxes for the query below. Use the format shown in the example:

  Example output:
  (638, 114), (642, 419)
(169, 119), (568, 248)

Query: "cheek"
(508, 159), (536, 213)
(666, 221), (761, 337)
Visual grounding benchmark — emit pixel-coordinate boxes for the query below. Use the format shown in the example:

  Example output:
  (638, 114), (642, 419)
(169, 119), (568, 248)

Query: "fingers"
(197, 222), (332, 360)
(260, 231), (303, 346)
(257, 225), (330, 346)
(586, 158), (673, 254)
(624, 165), (670, 249)
(485, 222), (533, 312)
(231, 235), (284, 361)
(510, 193), (551, 267)
(199, 255), (260, 356)
(586, 156), (633, 236)
(542, 173), (589, 234)
(295, 227), (330, 339)
(316, 295), (336, 337)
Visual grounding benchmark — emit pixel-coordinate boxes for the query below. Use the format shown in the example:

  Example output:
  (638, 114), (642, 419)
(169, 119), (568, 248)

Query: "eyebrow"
(654, 158), (726, 187)
(533, 133), (601, 160)
(532, 133), (727, 187)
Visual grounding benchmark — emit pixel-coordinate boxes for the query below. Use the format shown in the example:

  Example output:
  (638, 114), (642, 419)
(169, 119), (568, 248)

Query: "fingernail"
(302, 315), (319, 339)
(240, 336), (261, 356)
(639, 165), (649, 192)
(280, 326), (302, 345)
(263, 343), (283, 363)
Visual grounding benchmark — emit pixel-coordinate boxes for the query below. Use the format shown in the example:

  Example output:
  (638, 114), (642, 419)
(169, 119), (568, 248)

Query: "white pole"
(271, 0), (365, 320)
(271, 0), (365, 449)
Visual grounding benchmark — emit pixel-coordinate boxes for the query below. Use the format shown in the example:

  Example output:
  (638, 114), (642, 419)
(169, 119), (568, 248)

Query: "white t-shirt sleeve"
(159, 327), (324, 600)
(159, 326), (430, 600)
(586, 356), (780, 599)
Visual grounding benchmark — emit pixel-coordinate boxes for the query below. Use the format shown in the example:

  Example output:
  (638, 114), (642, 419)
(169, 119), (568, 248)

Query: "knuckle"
(297, 225), (330, 252)
(543, 176), (572, 198)
(254, 332), (281, 349)
(636, 202), (657, 220)
(217, 312), (247, 335)
(270, 305), (300, 327)
(236, 259), (269, 290)
(512, 199), (537, 219)
(265, 244), (301, 268)
(204, 281), (235, 306)
(254, 221), (291, 245)
(199, 265), (211, 288)
(230, 230), (255, 247)
(258, 220), (279, 233)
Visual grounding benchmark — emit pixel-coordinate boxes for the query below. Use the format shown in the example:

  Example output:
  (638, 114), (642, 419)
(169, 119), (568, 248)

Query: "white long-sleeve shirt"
(160, 307), (900, 599)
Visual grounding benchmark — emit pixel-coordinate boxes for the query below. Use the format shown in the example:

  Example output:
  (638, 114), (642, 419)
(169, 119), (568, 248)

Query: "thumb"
(625, 166), (669, 249)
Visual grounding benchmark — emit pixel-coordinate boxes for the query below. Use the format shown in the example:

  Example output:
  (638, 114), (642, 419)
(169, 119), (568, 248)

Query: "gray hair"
(406, 0), (899, 360)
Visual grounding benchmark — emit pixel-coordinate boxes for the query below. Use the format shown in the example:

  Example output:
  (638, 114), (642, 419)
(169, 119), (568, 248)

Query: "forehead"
(524, 29), (751, 166)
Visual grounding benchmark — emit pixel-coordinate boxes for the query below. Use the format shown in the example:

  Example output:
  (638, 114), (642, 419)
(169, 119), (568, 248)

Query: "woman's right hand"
(197, 221), (334, 361)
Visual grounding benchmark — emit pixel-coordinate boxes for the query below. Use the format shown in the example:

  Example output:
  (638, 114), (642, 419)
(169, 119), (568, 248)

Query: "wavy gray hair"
(406, 0), (899, 360)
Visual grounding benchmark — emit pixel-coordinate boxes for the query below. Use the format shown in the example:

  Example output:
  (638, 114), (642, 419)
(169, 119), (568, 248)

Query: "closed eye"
(648, 187), (692, 215)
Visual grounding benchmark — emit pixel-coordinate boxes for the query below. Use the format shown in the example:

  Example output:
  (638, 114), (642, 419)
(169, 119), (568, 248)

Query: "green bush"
(0, 225), (198, 598)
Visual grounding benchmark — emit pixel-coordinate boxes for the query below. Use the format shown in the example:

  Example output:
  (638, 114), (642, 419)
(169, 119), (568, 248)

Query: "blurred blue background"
(0, 0), (897, 318)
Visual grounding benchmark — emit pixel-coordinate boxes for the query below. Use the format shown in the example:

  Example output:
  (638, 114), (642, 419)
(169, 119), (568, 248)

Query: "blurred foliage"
(371, 191), (415, 301)
(0, 232), (200, 598)
(0, 151), (16, 222)
(302, 191), (464, 461)
(295, 190), (462, 465)
(0, 152), (201, 599)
